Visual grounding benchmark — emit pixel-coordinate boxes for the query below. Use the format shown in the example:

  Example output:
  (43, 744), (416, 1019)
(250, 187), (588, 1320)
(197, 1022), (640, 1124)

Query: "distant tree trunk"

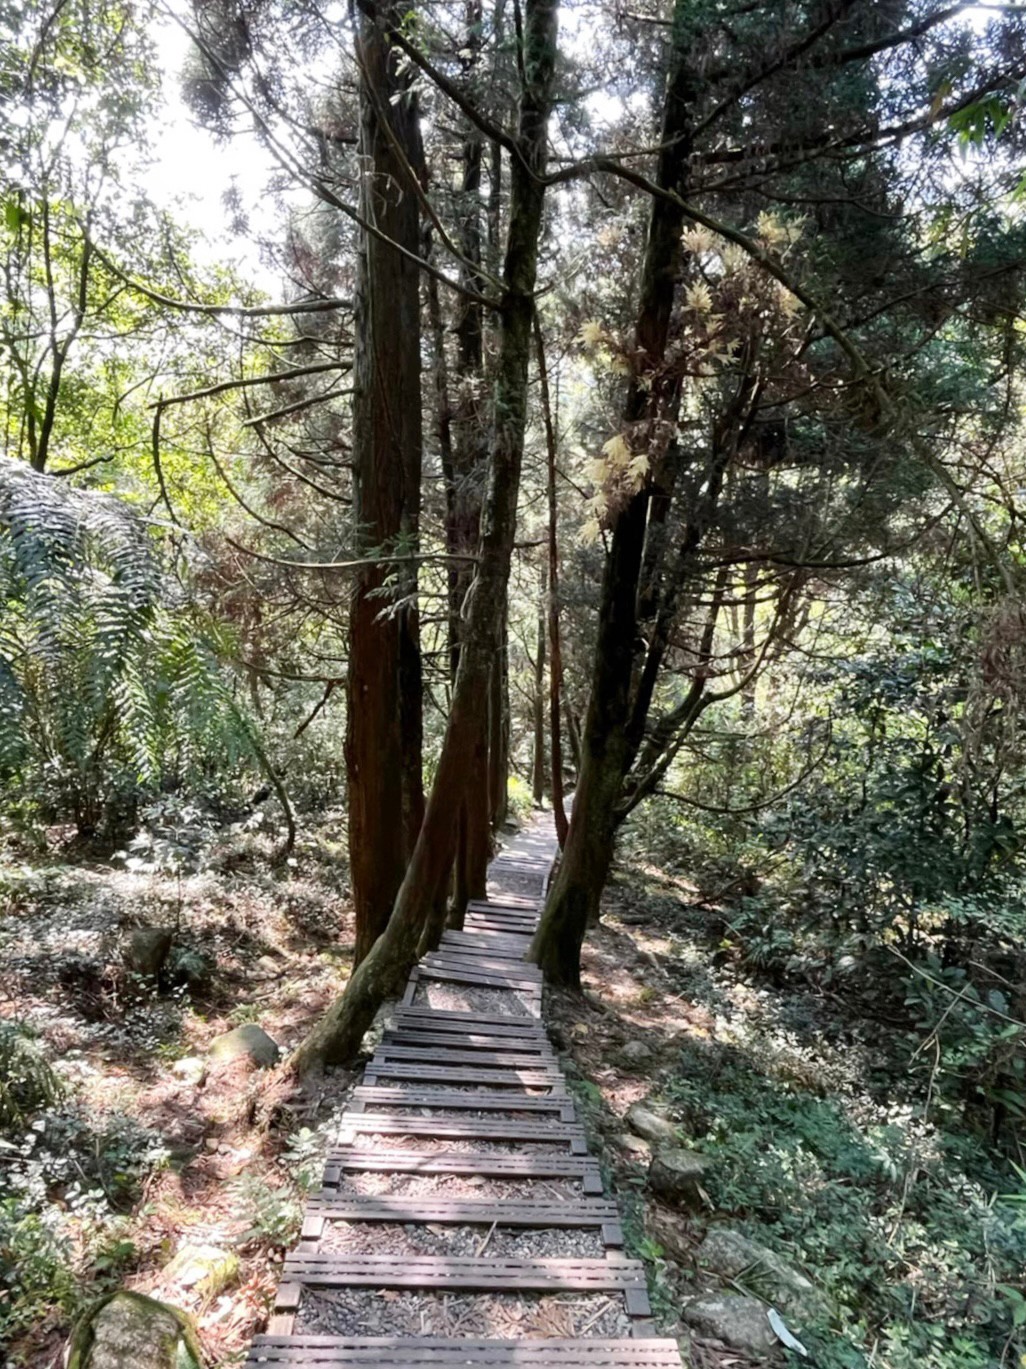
(535, 313), (568, 844)
(347, 4), (424, 967)
(532, 566), (547, 803)
(291, 0), (559, 1072)
(488, 629), (509, 828)
(531, 3), (693, 985)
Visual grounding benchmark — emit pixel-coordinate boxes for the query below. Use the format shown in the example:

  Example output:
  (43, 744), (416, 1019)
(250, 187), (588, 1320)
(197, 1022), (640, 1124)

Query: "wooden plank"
(337, 1112), (587, 1151)
(281, 1252), (649, 1300)
(423, 952), (543, 979)
(439, 932), (529, 957)
(246, 1336), (683, 1367)
(383, 1029), (553, 1054)
(350, 1086), (576, 1123)
(362, 1063), (560, 1091)
(373, 1045), (559, 1071)
(304, 1193), (620, 1234)
(322, 1147), (602, 1192)
(417, 964), (542, 991)
(393, 1012), (548, 1039)
(396, 1006), (541, 1029)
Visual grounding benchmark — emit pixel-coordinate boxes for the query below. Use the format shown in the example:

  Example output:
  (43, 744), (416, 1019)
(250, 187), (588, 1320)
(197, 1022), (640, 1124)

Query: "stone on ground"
(683, 1293), (776, 1354)
(124, 927), (172, 978)
(208, 1023), (280, 1067)
(627, 1099), (679, 1145)
(698, 1226), (822, 1319)
(620, 1038), (653, 1067)
(649, 1145), (711, 1207)
(67, 1290), (202, 1369)
(170, 1056), (207, 1087)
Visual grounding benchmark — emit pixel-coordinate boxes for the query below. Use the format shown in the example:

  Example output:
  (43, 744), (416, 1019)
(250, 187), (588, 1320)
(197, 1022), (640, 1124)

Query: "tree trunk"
(291, 0), (559, 1073)
(347, 5), (424, 967)
(535, 312), (568, 844)
(532, 565), (547, 804)
(530, 1), (693, 983)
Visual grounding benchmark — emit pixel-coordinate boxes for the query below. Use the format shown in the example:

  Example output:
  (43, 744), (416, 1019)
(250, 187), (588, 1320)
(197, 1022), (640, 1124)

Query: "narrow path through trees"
(245, 814), (681, 1368)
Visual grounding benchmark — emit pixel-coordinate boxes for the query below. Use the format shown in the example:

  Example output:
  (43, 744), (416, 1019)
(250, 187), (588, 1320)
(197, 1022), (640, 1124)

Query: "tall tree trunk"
(535, 312), (568, 843)
(347, 5), (424, 967)
(291, 0), (559, 1072)
(488, 626), (509, 828)
(532, 564), (547, 803)
(531, 1), (693, 984)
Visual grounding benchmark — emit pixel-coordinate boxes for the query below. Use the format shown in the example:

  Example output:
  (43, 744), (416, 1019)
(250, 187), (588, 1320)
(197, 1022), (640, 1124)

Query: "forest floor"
(1, 809), (1020, 1367)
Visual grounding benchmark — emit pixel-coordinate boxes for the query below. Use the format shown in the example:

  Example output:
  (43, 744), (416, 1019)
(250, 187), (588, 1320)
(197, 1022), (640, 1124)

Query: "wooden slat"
(393, 1012), (548, 1039)
(467, 897), (541, 912)
(439, 932), (529, 957)
(417, 966), (543, 992)
(423, 952), (543, 979)
(246, 1336), (683, 1367)
(322, 1147), (602, 1192)
(396, 1006), (540, 1029)
(383, 1029), (553, 1054)
(350, 1086), (576, 1122)
(281, 1253), (648, 1302)
(363, 1062), (559, 1090)
(376, 1042), (556, 1067)
(338, 1112), (587, 1151)
(304, 1193), (620, 1235)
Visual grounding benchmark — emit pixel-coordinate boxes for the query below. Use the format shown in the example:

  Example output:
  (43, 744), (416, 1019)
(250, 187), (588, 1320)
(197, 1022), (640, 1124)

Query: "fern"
(0, 457), (273, 831)
(0, 1021), (63, 1134)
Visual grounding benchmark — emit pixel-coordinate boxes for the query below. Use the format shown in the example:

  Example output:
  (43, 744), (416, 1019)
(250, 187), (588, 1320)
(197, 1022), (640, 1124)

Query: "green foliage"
(0, 457), (263, 834)
(0, 1020), (63, 1132)
(231, 1171), (302, 1250)
(669, 1038), (1026, 1368)
(0, 1199), (77, 1341)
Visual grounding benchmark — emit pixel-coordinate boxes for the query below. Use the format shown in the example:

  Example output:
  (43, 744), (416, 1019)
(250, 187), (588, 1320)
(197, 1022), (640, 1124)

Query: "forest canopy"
(3, 0), (1026, 1365)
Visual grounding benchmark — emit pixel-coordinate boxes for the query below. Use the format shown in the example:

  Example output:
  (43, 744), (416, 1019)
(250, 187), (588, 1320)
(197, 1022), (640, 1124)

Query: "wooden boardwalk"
(245, 816), (681, 1369)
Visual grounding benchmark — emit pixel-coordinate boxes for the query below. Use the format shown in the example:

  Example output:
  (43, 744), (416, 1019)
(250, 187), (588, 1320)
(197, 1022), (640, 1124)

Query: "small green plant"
(0, 1020), (62, 1132)
(232, 1171), (301, 1249)
(0, 1199), (76, 1340)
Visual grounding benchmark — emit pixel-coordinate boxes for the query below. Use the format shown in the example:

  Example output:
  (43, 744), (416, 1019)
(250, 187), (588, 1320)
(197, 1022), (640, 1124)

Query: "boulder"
(124, 927), (172, 978)
(67, 1291), (202, 1369)
(163, 1243), (239, 1297)
(626, 1100), (679, 1146)
(649, 1146), (711, 1208)
(170, 1056), (207, 1087)
(698, 1227), (822, 1319)
(617, 1133), (652, 1158)
(620, 1039), (653, 1068)
(208, 1024), (280, 1068)
(683, 1293), (776, 1355)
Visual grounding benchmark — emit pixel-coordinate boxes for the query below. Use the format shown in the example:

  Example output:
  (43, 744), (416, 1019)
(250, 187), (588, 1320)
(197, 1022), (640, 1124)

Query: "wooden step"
(280, 1252), (650, 1311)
(393, 1010), (548, 1038)
(350, 1086), (576, 1122)
(416, 964), (544, 991)
(337, 1112), (587, 1152)
(422, 952), (543, 979)
(373, 1044), (559, 1071)
(439, 932), (530, 957)
(468, 897), (541, 912)
(246, 1335), (683, 1367)
(322, 1147), (602, 1192)
(382, 1029), (553, 1054)
(302, 1193), (622, 1243)
(363, 1062), (561, 1092)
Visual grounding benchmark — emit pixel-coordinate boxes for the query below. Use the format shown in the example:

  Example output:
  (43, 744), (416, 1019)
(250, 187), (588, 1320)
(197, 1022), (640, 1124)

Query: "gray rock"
(170, 1056), (207, 1087)
(698, 1227), (821, 1319)
(683, 1293), (776, 1354)
(649, 1146), (711, 1207)
(621, 1039), (653, 1067)
(208, 1023), (280, 1068)
(166, 946), (215, 993)
(124, 927), (172, 978)
(67, 1290), (202, 1369)
(627, 1100), (679, 1146)
(618, 1133), (652, 1158)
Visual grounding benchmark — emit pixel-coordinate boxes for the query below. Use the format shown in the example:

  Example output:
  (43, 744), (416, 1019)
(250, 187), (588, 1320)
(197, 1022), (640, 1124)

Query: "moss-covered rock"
(208, 1024), (279, 1068)
(67, 1290), (202, 1369)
